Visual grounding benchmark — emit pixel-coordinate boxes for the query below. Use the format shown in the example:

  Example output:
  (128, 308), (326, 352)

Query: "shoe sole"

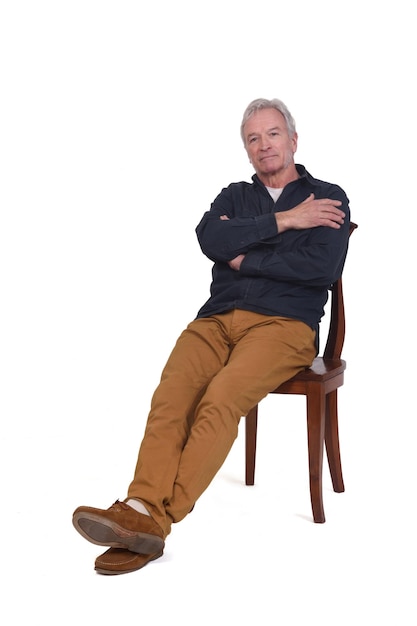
(72, 512), (165, 554)
(95, 550), (164, 575)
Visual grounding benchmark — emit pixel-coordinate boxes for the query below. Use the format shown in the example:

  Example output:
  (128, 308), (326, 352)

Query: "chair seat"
(272, 358), (346, 398)
(275, 357), (346, 389)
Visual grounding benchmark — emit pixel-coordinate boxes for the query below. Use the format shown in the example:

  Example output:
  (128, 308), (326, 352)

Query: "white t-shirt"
(266, 186), (283, 202)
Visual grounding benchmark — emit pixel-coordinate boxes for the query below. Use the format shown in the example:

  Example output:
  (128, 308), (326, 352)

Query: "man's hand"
(228, 254), (245, 271)
(220, 214), (245, 271)
(276, 193), (345, 232)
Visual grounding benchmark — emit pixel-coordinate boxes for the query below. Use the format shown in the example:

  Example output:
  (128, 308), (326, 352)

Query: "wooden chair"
(245, 222), (358, 523)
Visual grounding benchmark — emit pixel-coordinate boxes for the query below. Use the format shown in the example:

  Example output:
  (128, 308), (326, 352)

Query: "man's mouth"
(260, 154), (278, 161)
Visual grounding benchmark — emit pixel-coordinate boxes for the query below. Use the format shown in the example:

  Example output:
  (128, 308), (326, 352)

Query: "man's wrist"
(275, 212), (291, 233)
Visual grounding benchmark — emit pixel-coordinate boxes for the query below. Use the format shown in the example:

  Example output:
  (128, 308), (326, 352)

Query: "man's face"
(243, 108), (298, 181)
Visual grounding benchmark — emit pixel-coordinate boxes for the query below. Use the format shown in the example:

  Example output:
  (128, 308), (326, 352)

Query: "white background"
(1, 1), (416, 624)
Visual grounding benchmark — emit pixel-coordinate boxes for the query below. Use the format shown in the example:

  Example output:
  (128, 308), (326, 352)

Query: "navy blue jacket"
(195, 165), (351, 341)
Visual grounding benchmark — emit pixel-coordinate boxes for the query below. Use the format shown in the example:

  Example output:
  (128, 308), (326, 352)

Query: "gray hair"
(240, 98), (297, 144)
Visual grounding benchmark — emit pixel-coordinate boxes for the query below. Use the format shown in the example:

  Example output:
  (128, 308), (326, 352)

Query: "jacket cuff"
(255, 213), (278, 240)
(240, 248), (264, 275)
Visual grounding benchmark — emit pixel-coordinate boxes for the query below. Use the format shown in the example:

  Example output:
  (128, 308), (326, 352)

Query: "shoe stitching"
(97, 551), (162, 568)
(98, 554), (141, 567)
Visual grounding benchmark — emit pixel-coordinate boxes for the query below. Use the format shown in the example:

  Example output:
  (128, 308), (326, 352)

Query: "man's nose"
(259, 136), (271, 150)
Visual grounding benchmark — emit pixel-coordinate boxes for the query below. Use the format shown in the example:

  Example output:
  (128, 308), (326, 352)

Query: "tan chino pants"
(127, 310), (316, 536)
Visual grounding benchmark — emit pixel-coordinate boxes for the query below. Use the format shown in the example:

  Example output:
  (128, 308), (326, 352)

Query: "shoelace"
(111, 499), (130, 511)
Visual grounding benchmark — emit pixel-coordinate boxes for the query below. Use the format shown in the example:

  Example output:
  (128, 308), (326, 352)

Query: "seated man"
(73, 97), (350, 575)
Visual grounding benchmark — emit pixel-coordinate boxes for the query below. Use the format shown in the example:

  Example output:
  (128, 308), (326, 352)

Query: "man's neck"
(258, 164), (299, 189)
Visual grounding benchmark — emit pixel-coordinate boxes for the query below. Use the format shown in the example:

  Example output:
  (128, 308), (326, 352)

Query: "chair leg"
(245, 405), (258, 485)
(306, 386), (326, 523)
(325, 390), (345, 493)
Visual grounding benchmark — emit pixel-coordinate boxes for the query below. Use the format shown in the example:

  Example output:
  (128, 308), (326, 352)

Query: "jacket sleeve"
(195, 186), (278, 262)
(241, 206), (351, 287)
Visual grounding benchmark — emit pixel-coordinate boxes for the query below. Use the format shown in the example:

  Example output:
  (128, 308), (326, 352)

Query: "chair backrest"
(322, 222), (358, 360)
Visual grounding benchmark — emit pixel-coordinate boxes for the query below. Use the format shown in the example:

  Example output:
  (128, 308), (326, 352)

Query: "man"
(73, 98), (350, 575)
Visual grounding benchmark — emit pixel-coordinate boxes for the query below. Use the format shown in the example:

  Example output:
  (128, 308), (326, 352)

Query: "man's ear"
(292, 132), (298, 154)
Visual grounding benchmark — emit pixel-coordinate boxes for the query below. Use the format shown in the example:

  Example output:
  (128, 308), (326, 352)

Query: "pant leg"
(127, 315), (233, 533)
(164, 311), (316, 531)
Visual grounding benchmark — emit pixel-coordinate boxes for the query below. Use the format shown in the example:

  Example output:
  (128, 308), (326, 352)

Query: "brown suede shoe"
(72, 500), (165, 554)
(94, 547), (163, 575)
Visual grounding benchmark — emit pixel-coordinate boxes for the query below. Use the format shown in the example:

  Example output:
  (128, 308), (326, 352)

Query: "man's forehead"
(244, 109), (286, 134)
